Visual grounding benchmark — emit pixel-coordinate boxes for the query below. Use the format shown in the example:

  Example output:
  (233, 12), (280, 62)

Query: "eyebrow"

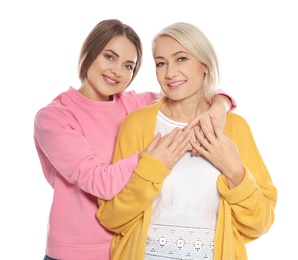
(154, 50), (188, 60)
(105, 49), (136, 65)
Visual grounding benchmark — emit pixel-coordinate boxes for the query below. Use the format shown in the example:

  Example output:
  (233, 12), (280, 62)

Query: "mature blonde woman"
(97, 22), (277, 260)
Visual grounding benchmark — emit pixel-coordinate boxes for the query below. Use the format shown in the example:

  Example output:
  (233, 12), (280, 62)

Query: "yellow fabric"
(97, 100), (277, 260)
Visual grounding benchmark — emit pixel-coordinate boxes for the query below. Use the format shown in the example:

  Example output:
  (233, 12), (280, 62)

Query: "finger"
(200, 118), (216, 143)
(193, 125), (207, 145)
(190, 137), (205, 154)
(158, 127), (180, 146)
(190, 128), (203, 148)
(183, 116), (200, 132)
(191, 127), (211, 155)
(162, 131), (190, 168)
(191, 148), (201, 157)
(209, 113), (223, 139)
(170, 139), (191, 166)
(146, 132), (161, 153)
(168, 129), (190, 150)
(168, 129), (190, 152)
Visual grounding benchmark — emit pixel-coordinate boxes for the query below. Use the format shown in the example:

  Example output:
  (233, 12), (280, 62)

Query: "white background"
(1, 0), (297, 259)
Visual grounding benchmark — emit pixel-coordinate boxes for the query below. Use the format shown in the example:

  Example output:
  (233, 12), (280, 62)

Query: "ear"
(203, 63), (208, 74)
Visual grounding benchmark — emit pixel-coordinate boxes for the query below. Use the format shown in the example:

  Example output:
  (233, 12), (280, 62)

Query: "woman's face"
(80, 35), (138, 101)
(153, 36), (208, 102)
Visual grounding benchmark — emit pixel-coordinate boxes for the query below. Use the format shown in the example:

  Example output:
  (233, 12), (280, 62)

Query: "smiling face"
(153, 36), (208, 103)
(79, 35), (138, 101)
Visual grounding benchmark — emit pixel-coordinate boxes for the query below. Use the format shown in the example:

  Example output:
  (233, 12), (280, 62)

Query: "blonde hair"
(152, 22), (219, 100)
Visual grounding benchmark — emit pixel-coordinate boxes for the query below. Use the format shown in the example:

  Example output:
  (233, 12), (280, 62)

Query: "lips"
(168, 80), (186, 88)
(103, 75), (119, 86)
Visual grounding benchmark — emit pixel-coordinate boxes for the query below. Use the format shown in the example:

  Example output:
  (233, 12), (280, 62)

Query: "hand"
(144, 127), (191, 169)
(183, 100), (228, 156)
(183, 110), (215, 157)
(190, 113), (245, 189)
(184, 99), (228, 134)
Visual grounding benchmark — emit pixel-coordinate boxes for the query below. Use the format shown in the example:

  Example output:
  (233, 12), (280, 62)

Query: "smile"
(168, 81), (185, 88)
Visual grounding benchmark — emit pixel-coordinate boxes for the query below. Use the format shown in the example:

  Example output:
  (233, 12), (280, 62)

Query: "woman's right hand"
(143, 128), (191, 169)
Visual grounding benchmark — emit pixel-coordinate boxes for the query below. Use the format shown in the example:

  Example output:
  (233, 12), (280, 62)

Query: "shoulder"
(127, 100), (162, 117)
(119, 90), (158, 98)
(225, 112), (253, 138)
(118, 90), (159, 103)
(121, 100), (163, 128)
(34, 89), (76, 125)
(116, 90), (160, 114)
(226, 112), (249, 126)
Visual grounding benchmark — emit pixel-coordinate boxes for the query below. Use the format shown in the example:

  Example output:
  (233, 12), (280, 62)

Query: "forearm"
(211, 94), (232, 113)
(97, 152), (170, 233)
(34, 110), (138, 199)
(212, 89), (237, 111)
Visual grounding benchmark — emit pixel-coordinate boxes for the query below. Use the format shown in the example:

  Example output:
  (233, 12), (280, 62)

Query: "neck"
(161, 97), (210, 123)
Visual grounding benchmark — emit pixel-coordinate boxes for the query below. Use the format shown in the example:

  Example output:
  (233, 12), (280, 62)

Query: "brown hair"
(78, 19), (142, 86)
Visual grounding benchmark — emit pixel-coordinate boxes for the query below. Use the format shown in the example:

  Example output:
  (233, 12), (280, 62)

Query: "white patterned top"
(144, 112), (220, 260)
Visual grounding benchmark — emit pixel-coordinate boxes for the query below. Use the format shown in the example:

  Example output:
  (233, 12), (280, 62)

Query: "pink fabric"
(34, 87), (157, 260)
(34, 87), (235, 259)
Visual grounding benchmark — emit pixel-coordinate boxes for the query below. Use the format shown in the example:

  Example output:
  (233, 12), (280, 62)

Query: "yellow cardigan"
(97, 100), (277, 260)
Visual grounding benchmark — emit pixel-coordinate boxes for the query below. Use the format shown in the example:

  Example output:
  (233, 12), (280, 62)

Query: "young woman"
(34, 19), (235, 260)
(97, 22), (277, 260)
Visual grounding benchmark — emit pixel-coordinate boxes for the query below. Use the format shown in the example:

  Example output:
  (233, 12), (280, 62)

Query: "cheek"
(87, 60), (101, 75)
(85, 68), (93, 82)
(155, 69), (164, 82)
(122, 71), (134, 86)
(158, 81), (168, 94)
(192, 68), (206, 82)
(156, 73), (163, 86)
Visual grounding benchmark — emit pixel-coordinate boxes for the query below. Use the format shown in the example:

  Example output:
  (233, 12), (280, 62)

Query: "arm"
(218, 167), (277, 241)
(225, 117), (277, 240)
(191, 113), (277, 240)
(205, 89), (236, 130)
(185, 89), (236, 133)
(185, 89), (236, 155)
(97, 153), (169, 233)
(34, 107), (138, 200)
(97, 107), (190, 233)
(212, 88), (237, 111)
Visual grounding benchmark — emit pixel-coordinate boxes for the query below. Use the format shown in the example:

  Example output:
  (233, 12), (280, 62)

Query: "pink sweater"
(34, 87), (158, 260)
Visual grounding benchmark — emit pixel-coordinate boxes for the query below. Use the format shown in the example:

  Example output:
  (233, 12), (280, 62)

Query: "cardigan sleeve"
(97, 153), (170, 233)
(97, 105), (171, 233)
(217, 113), (277, 242)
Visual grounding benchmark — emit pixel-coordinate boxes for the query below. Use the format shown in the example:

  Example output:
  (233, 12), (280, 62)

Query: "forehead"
(105, 35), (138, 62)
(154, 36), (187, 57)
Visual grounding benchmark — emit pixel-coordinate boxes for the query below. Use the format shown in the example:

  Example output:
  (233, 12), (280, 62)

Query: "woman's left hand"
(190, 113), (245, 189)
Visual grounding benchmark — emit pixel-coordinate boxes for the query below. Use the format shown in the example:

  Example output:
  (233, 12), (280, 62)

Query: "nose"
(165, 63), (178, 79)
(110, 65), (122, 77)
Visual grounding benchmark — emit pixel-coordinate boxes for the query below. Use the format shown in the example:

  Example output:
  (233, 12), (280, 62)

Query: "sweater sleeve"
(97, 106), (170, 233)
(217, 114), (277, 242)
(34, 107), (138, 200)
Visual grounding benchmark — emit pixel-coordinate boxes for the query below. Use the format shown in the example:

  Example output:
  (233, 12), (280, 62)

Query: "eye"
(177, 56), (187, 62)
(105, 54), (114, 61)
(124, 64), (134, 71)
(156, 61), (166, 68)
